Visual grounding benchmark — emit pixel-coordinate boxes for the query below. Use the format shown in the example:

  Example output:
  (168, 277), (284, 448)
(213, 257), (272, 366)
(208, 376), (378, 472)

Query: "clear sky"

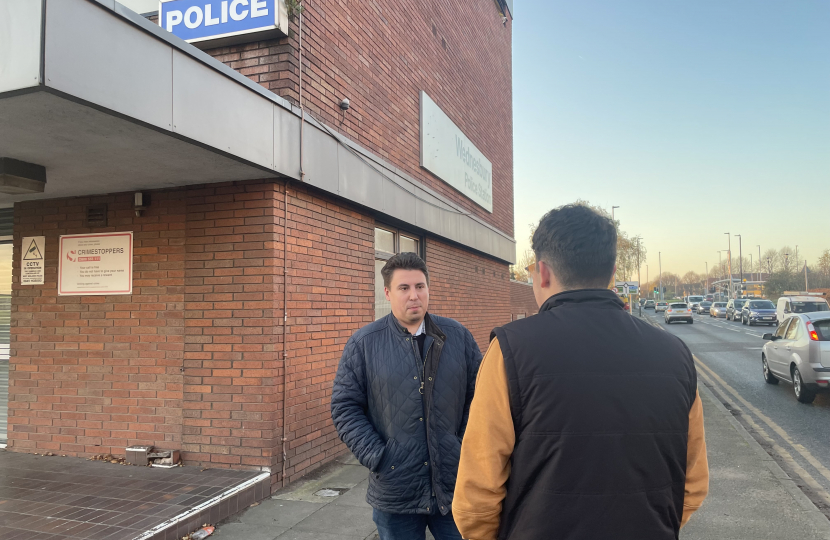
(513, 1), (830, 277)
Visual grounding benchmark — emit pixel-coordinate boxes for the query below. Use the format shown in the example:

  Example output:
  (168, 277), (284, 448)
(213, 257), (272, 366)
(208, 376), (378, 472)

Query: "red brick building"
(0, 0), (514, 491)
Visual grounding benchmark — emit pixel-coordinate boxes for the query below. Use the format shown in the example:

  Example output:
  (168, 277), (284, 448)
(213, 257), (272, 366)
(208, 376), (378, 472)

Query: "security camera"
(339, 98), (350, 111)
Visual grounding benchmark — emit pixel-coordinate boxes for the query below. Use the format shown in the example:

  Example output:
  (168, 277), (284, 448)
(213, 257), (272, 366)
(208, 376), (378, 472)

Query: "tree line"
(511, 201), (647, 284)
(511, 206), (830, 303)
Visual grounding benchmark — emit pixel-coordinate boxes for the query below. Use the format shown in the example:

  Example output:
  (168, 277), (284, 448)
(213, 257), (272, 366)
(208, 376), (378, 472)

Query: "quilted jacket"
(331, 312), (482, 515)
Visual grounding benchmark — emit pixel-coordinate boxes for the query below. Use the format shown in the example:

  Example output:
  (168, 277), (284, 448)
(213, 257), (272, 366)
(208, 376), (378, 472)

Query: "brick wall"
(201, 0), (514, 237)
(181, 181), (282, 473)
(10, 191), (186, 456)
(425, 238), (511, 352)
(281, 184), (374, 483)
(510, 280), (538, 321)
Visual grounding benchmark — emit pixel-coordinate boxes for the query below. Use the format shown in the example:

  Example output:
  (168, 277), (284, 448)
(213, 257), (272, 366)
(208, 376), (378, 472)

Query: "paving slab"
(0, 450), (268, 540)
(212, 379), (830, 540)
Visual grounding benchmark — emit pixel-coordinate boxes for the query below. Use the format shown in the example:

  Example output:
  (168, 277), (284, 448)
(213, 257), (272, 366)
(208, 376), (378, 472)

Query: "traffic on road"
(641, 299), (830, 517)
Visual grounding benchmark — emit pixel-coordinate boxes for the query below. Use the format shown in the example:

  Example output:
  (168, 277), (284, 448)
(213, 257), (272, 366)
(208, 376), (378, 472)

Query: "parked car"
(761, 313), (830, 403)
(726, 298), (748, 321)
(697, 301), (712, 314)
(655, 301), (668, 313)
(665, 303), (693, 324)
(644, 300), (655, 309)
(710, 302), (727, 318)
(776, 293), (830, 323)
(740, 299), (777, 326)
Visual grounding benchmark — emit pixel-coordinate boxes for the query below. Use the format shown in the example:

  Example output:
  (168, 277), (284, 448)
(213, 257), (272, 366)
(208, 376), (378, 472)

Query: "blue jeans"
(372, 508), (463, 540)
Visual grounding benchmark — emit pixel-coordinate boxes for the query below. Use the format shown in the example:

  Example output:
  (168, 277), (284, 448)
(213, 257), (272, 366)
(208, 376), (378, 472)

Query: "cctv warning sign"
(21, 236), (45, 285)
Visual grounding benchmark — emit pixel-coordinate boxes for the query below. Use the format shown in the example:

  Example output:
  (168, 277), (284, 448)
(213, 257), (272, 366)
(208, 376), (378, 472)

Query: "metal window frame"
(374, 225), (423, 261)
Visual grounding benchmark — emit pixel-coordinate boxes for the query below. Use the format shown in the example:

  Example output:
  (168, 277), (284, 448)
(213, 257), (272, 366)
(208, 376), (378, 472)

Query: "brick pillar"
(280, 185), (374, 483)
(182, 181), (282, 473)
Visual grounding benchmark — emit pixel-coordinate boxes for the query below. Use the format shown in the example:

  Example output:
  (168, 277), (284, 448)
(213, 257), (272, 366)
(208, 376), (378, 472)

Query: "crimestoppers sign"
(58, 232), (133, 296)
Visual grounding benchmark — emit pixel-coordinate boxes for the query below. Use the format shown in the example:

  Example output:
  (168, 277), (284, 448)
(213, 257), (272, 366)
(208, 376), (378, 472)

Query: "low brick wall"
(510, 280), (538, 321)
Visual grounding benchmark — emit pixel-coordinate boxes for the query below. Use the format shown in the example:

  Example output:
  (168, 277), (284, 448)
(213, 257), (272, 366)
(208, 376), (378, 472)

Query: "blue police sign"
(159, 0), (287, 48)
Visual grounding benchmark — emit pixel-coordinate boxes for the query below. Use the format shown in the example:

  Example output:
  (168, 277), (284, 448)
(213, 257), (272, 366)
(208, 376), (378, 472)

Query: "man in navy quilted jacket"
(332, 252), (482, 540)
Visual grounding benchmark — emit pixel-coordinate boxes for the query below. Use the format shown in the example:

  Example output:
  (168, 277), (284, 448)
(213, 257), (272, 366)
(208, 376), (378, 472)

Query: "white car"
(665, 303), (693, 324)
(776, 293), (829, 323)
(655, 301), (668, 313)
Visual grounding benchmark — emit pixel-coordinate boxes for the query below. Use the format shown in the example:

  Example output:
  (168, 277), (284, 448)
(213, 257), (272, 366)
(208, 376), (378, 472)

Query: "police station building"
(0, 0), (514, 488)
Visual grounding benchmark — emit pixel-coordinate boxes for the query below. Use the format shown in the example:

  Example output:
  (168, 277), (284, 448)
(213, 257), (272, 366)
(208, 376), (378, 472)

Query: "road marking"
(697, 368), (830, 508)
(745, 332), (764, 337)
(695, 357), (830, 489)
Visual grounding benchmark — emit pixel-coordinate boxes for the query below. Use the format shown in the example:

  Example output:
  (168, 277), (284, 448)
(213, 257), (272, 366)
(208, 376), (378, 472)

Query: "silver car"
(762, 313), (830, 403)
(710, 302), (727, 318)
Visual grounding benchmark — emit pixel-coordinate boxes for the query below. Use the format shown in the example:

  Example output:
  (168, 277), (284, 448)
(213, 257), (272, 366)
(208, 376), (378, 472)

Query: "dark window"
(812, 320), (830, 341)
(750, 301), (775, 309)
(374, 226), (422, 320)
(791, 301), (829, 314)
(774, 319), (791, 338)
(785, 319), (801, 340)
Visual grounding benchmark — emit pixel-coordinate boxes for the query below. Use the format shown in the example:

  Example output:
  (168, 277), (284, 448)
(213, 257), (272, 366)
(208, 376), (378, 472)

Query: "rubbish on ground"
(314, 488), (343, 497)
(187, 525), (215, 540)
(88, 454), (127, 465)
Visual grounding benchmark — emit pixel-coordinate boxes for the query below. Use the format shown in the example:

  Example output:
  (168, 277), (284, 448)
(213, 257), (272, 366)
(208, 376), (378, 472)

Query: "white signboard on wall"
(58, 232), (133, 296)
(420, 92), (493, 212)
(20, 236), (45, 286)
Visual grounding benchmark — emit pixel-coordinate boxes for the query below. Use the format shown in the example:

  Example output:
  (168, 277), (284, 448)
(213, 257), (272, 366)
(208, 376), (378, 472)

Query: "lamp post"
(749, 254), (753, 284)
(612, 206), (619, 286)
(659, 252), (663, 302)
(725, 233), (732, 299)
(705, 262), (709, 296)
(758, 244), (764, 281)
(735, 234), (742, 294)
(795, 245), (799, 272)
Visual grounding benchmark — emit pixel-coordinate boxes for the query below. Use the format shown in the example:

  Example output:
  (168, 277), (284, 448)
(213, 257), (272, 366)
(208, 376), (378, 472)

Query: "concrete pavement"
(213, 382), (830, 540)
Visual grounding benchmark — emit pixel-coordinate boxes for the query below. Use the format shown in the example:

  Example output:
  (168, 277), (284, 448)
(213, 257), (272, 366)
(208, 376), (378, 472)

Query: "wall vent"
(85, 204), (108, 228)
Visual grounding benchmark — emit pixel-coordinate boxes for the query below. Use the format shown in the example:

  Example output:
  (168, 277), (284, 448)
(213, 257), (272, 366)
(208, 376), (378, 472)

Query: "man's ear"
(538, 260), (553, 289)
(384, 287), (391, 301)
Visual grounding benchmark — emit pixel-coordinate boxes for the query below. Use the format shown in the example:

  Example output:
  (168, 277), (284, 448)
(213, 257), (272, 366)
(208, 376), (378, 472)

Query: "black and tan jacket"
(453, 289), (709, 540)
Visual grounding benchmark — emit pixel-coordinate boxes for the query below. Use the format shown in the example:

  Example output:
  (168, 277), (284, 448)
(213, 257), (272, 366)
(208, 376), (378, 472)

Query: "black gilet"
(491, 289), (697, 540)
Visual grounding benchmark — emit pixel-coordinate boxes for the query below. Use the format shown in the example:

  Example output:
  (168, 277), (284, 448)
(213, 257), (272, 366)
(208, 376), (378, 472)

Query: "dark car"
(697, 301), (712, 314)
(726, 298), (748, 321)
(644, 300), (655, 309)
(741, 299), (777, 326)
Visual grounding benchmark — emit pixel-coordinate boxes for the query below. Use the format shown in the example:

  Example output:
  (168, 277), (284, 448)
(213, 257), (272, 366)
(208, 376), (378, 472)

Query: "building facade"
(0, 0), (514, 491)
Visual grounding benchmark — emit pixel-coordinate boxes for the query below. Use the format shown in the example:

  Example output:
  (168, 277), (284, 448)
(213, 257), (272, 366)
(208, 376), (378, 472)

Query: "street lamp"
(612, 206), (619, 286)
(758, 244), (764, 281)
(734, 234), (743, 292)
(725, 233), (732, 299)
(705, 262), (709, 295)
(659, 252), (662, 302)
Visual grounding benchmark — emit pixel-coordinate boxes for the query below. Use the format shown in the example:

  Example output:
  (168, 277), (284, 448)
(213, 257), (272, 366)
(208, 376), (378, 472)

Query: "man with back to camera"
(453, 204), (709, 540)
(331, 252), (482, 539)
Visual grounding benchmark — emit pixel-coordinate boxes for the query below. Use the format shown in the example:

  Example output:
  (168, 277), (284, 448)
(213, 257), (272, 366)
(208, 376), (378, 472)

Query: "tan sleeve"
(453, 337), (514, 540)
(681, 389), (709, 527)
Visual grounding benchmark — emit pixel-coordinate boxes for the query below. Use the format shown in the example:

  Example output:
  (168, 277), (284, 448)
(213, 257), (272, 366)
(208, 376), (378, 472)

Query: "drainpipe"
(282, 0), (306, 489)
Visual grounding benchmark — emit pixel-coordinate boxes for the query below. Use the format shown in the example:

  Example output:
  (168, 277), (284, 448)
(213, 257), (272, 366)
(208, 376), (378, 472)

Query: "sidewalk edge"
(698, 383), (830, 537)
(640, 311), (830, 536)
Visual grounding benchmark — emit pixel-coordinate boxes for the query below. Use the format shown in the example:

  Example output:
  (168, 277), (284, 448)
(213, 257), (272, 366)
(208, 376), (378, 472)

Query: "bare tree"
(779, 246), (795, 273)
(511, 249), (536, 282)
(762, 248), (780, 274)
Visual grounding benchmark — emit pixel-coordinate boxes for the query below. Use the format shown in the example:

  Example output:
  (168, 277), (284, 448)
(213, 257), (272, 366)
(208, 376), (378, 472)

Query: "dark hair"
(381, 252), (430, 288)
(531, 204), (617, 289)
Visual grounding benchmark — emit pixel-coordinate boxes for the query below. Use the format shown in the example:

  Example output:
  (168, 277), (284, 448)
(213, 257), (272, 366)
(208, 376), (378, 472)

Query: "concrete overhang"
(0, 0), (515, 263)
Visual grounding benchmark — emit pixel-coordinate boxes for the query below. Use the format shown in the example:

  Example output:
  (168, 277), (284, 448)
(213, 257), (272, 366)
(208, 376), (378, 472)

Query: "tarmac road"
(644, 307), (830, 516)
